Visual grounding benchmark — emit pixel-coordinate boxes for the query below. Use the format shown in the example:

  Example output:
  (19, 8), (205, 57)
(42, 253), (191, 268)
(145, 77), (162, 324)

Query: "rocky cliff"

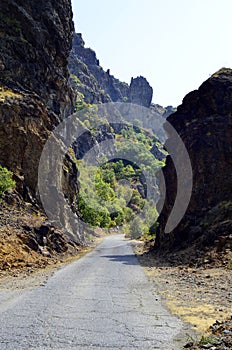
(69, 33), (153, 107)
(155, 68), (232, 258)
(0, 0), (75, 197)
(0, 0), (86, 258)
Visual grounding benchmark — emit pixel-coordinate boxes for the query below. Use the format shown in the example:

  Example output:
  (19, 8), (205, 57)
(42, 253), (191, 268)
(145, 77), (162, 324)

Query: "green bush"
(129, 217), (148, 239)
(0, 165), (15, 196)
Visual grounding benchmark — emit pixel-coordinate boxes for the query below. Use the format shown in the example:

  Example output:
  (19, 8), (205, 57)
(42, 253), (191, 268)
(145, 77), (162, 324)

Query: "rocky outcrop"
(150, 143), (166, 161)
(0, 0), (75, 196)
(129, 76), (153, 107)
(0, 0), (74, 117)
(0, 1), (86, 243)
(73, 124), (114, 160)
(0, 201), (81, 273)
(155, 68), (232, 253)
(69, 33), (153, 107)
(69, 33), (127, 104)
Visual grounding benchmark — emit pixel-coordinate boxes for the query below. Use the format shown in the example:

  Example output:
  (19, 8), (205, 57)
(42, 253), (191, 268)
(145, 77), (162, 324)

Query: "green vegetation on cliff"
(0, 165), (15, 196)
(71, 92), (165, 239)
(77, 158), (160, 239)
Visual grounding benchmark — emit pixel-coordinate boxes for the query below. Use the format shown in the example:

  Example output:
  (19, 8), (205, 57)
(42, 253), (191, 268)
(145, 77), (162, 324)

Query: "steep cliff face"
(0, 0), (87, 273)
(0, 0), (75, 196)
(0, 0), (86, 251)
(0, 0), (74, 117)
(155, 68), (232, 254)
(69, 33), (153, 107)
(129, 76), (153, 107)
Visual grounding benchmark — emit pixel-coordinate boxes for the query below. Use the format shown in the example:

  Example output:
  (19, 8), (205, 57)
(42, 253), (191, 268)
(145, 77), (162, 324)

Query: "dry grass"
(135, 245), (232, 334)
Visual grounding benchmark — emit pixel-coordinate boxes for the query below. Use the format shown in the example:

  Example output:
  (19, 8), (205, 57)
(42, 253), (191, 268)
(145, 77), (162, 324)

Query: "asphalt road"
(0, 235), (188, 349)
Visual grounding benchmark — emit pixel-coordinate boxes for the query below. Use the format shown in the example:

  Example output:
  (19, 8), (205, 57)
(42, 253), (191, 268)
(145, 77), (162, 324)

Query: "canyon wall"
(155, 68), (232, 254)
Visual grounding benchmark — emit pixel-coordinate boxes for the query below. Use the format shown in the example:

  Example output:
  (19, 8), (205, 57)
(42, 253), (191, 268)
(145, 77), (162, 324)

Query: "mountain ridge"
(69, 32), (153, 107)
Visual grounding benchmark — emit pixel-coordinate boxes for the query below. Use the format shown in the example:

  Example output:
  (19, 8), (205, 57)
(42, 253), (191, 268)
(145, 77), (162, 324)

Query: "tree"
(0, 165), (15, 196)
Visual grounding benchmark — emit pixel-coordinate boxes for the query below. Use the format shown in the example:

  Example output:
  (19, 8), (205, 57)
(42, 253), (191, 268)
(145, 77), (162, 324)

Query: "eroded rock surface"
(155, 68), (232, 255)
(0, 0), (75, 195)
(0, 0), (85, 243)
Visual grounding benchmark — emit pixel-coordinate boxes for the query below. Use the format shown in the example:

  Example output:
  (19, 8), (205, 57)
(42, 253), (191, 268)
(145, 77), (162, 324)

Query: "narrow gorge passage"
(0, 235), (188, 350)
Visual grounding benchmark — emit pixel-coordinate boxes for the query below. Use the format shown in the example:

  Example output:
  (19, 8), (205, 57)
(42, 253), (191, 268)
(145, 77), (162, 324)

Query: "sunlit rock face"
(0, 0), (75, 195)
(155, 68), (232, 252)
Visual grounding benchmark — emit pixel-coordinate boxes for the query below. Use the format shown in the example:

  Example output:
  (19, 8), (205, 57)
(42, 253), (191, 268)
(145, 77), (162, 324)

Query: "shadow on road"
(101, 254), (139, 266)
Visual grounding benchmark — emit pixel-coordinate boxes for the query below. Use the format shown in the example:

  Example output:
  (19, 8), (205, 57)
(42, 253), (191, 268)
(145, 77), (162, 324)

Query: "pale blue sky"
(71, 0), (231, 107)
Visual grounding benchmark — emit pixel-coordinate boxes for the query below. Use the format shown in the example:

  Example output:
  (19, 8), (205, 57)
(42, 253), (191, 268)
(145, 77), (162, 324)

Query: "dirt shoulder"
(132, 241), (232, 348)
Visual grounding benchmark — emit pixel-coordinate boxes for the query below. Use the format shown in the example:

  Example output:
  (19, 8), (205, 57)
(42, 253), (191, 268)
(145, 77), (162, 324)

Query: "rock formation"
(150, 143), (166, 161)
(0, 0), (74, 117)
(0, 1), (179, 251)
(0, 0), (85, 243)
(155, 68), (232, 253)
(129, 76), (153, 107)
(0, 0), (176, 270)
(69, 33), (153, 107)
(0, 0), (75, 196)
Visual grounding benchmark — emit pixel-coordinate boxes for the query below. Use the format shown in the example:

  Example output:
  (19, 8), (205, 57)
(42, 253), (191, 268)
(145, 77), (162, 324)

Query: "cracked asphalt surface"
(0, 235), (188, 349)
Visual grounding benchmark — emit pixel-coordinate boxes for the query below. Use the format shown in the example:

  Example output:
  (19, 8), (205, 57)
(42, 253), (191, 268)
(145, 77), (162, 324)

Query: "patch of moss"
(0, 13), (21, 36)
(0, 86), (22, 102)
(70, 74), (81, 84)
(0, 13), (20, 27)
